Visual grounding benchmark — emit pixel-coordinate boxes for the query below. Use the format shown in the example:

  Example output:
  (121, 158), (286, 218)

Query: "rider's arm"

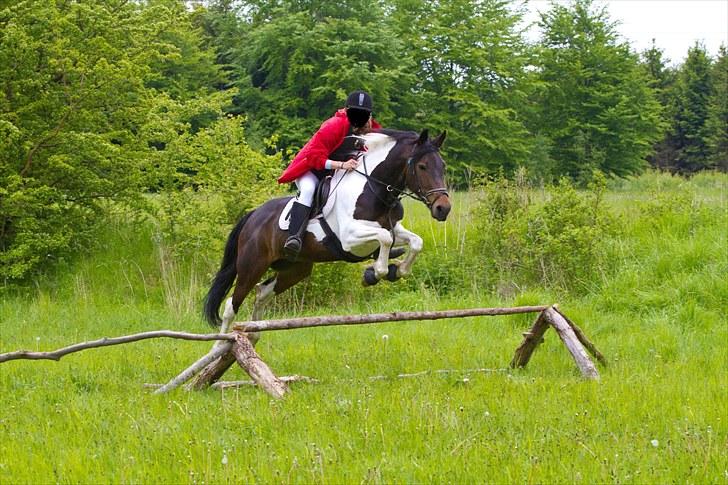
(325, 159), (345, 170)
(304, 118), (347, 170)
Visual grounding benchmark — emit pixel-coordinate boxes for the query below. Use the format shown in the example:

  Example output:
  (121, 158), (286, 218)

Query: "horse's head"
(406, 129), (451, 221)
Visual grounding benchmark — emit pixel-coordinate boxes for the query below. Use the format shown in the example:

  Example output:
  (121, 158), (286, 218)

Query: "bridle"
(351, 145), (449, 210)
(405, 149), (449, 208)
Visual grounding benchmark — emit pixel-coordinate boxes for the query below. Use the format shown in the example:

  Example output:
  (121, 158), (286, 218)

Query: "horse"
(203, 128), (452, 338)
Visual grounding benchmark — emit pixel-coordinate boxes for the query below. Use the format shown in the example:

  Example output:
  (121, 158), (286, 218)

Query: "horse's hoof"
(362, 267), (379, 286)
(386, 263), (400, 282)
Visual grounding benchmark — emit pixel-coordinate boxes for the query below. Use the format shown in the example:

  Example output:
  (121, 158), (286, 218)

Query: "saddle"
(311, 175), (332, 218)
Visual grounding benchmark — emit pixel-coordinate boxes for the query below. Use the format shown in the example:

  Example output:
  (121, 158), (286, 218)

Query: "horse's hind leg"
(222, 254), (272, 345)
(250, 261), (314, 327)
(252, 276), (278, 321)
(272, 261), (314, 298)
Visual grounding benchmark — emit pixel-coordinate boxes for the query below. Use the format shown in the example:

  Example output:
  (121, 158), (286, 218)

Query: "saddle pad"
(277, 198), (297, 231)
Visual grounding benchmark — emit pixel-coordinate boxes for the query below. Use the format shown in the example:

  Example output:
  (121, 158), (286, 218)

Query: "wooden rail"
(0, 305), (605, 398)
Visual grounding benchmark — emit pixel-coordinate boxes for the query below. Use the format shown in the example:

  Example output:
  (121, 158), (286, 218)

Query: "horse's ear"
(417, 129), (429, 145)
(433, 130), (447, 148)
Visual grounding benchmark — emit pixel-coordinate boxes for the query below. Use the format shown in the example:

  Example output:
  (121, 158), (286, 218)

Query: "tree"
(705, 45), (727, 171)
(144, 0), (228, 102)
(668, 43), (714, 173)
(640, 39), (675, 170)
(0, 0), (236, 281)
(223, 0), (416, 153)
(533, 0), (662, 179)
(388, 0), (534, 178)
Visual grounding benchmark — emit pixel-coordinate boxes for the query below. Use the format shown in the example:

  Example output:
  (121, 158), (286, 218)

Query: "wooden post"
(185, 352), (237, 391)
(541, 307), (600, 380)
(510, 310), (550, 369)
(154, 342), (233, 394)
(231, 333), (288, 399)
(553, 308), (607, 366)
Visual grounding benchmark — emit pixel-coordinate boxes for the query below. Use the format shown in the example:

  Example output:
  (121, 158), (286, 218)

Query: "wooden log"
(510, 310), (550, 369)
(185, 352), (237, 391)
(542, 307), (599, 380)
(233, 305), (549, 333)
(154, 342), (233, 394)
(0, 331), (234, 364)
(553, 308), (607, 366)
(231, 333), (288, 399)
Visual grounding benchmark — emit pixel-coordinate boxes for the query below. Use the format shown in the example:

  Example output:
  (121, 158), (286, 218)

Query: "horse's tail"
(203, 210), (254, 327)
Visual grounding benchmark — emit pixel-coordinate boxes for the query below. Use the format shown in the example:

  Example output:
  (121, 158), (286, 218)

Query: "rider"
(278, 90), (381, 257)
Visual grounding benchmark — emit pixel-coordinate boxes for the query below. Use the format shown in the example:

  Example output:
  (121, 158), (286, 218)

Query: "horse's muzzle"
(430, 195), (451, 221)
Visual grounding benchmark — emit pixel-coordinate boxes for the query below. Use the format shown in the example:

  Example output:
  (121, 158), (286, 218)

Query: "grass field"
(1, 172), (726, 483)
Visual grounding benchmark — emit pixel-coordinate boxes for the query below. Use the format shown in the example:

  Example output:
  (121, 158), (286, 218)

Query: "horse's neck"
(360, 134), (403, 184)
(322, 134), (401, 220)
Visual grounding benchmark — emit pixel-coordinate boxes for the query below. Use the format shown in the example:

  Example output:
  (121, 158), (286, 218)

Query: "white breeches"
(294, 171), (318, 207)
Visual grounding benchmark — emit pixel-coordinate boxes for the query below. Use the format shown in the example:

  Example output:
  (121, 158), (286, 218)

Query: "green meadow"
(1, 172), (726, 483)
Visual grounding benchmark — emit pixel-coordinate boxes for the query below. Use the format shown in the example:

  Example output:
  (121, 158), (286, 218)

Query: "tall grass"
(1, 171), (726, 483)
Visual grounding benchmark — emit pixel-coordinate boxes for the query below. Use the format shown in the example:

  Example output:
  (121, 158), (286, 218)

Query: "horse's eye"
(418, 164), (427, 171)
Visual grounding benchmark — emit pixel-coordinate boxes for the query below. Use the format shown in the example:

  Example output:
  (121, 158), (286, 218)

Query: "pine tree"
(534, 0), (662, 179)
(640, 39), (675, 170)
(668, 43), (714, 173)
(705, 45), (727, 171)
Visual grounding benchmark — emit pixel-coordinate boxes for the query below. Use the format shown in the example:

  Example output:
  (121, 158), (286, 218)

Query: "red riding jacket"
(277, 109), (381, 184)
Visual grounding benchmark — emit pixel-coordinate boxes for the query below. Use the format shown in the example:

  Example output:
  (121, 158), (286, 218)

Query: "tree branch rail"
(0, 305), (605, 398)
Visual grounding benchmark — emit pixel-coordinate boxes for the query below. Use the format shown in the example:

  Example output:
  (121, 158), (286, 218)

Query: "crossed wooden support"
(164, 304), (605, 398)
(0, 305), (605, 399)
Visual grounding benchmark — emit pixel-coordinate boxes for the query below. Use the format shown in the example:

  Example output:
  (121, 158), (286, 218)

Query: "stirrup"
(283, 235), (302, 257)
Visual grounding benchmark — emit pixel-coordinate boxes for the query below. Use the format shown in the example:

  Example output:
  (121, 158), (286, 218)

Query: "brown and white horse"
(203, 129), (451, 336)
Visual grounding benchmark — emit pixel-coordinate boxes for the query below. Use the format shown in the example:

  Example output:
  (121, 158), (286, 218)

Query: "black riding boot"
(283, 202), (311, 258)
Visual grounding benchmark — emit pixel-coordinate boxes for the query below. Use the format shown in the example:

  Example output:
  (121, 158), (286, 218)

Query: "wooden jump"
(0, 305), (605, 398)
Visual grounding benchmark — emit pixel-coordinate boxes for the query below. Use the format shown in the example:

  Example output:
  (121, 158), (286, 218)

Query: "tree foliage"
(1, 1), (158, 279)
(0, 0), (238, 281)
(532, 0), (662, 179)
(705, 46), (728, 171)
(667, 43), (715, 173)
(224, 0), (416, 152)
(1, 0), (724, 283)
(390, 0), (534, 176)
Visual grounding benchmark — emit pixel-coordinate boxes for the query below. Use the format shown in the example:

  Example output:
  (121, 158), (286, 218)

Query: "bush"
(472, 170), (616, 294)
(150, 115), (284, 261)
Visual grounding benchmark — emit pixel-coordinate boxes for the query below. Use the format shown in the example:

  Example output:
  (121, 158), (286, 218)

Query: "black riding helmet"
(346, 90), (372, 128)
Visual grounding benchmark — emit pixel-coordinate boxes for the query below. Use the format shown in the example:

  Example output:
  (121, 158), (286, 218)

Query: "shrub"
(472, 170), (616, 294)
(150, 115), (284, 261)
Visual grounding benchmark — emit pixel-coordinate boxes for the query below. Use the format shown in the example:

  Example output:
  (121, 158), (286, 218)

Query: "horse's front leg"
(392, 223), (424, 278)
(342, 220), (393, 280)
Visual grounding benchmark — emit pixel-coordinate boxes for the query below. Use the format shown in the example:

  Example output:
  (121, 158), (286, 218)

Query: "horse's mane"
(372, 128), (439, 158)
(374, 128), (419, 142)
